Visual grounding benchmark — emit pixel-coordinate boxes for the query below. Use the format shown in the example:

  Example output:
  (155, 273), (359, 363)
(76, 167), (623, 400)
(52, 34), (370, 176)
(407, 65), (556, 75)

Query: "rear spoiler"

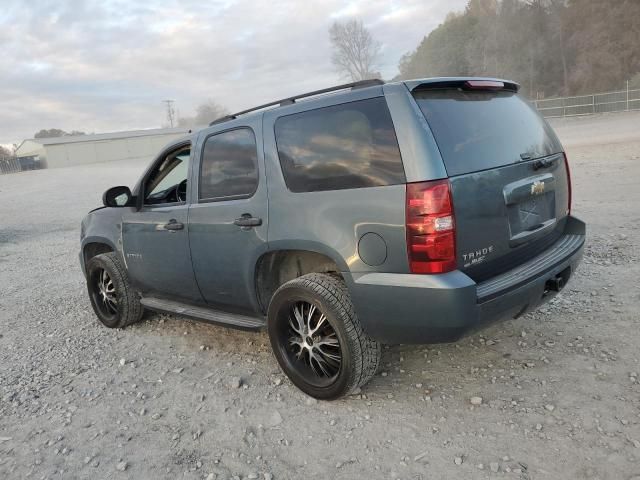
(406, 78), (520, 93)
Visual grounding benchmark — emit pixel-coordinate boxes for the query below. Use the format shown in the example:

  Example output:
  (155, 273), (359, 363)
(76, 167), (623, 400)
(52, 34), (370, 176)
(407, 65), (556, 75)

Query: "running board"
(140, 297), (265, 330)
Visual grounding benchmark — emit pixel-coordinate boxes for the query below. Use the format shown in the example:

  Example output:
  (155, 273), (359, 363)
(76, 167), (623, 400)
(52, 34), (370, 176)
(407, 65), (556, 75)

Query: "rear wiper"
(532, 156), (558, 170)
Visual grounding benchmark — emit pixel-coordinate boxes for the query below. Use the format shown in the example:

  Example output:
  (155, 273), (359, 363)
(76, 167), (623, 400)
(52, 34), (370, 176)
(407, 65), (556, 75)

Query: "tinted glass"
(274, 97), (405, 193)
(199, 128), (258, 200)
(413, 89), (562, 177)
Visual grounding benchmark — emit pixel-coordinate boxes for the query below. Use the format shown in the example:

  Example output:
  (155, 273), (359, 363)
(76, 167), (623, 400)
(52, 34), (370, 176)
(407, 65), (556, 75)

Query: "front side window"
(144, 145), (190, 205)
(199, 128), (259, 201)
(274, 97), (405, 193)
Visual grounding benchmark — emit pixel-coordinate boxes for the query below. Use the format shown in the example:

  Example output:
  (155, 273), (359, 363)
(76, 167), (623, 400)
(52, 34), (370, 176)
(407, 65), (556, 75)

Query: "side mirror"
(103, 186), (133, 207)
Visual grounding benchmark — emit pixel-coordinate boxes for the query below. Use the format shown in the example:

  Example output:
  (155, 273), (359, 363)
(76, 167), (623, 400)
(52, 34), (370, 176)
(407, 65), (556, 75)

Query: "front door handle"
(162, 219), (184, 231)
(233, 214), (262, 228)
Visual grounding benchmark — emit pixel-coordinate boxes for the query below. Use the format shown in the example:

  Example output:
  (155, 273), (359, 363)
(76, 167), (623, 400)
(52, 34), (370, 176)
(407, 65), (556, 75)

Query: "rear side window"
(274, 97), (405, 193)
(413, 89), (562, 177)
(199, 128), (258, 201)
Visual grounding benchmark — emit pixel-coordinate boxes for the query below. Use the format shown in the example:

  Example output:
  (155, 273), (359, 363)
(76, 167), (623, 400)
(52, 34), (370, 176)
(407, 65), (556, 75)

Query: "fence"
(534, 84), (640, 118)
(0, 155), (21, 175)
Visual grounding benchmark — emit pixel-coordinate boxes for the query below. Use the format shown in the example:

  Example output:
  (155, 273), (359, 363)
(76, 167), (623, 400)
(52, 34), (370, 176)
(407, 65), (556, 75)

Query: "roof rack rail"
(209, 79), (384, 126)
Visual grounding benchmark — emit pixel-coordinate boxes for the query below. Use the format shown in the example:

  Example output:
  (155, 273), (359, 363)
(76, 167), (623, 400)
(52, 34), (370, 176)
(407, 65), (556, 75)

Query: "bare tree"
(329, 19), (381, 81)
(0, 144), (13, 157)
(177, 100), (229, 127)
(34, 128), (67, 139)
(34, 129), (86, 138)
(194, 100), (229, 125)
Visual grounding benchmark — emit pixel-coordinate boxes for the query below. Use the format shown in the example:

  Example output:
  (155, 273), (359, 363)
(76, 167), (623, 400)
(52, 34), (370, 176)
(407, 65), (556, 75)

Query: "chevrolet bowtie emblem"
(531, 180), (545, 195)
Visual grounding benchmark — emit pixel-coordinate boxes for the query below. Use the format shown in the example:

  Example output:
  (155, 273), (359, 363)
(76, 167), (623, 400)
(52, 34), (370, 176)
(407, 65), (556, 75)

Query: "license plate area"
(504, 173), (557, 247)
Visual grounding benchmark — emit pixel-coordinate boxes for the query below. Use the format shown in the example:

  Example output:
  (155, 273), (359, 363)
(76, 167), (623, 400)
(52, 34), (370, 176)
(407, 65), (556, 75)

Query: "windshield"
(413, 89), (562, 176)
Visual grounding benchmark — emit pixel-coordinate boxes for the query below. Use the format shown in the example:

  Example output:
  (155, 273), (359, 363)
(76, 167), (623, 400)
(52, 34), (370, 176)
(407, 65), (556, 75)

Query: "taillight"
(563, 152), (572, 215)
(406, 179), (456, 274)
(464, 80), (504, 90)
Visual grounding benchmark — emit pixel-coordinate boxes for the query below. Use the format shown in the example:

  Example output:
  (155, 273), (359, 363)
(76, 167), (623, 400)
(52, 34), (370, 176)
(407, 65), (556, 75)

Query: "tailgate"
(450, 154), (570, 281)
(411, 81), (571, 281)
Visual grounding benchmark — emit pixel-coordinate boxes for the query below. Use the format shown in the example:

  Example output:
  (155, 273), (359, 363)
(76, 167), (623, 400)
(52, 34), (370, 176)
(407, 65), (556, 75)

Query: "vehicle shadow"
(134, 308), (558, 400)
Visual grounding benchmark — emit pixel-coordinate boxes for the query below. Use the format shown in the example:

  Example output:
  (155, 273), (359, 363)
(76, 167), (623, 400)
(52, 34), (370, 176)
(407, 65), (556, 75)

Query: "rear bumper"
(348, 216), (585, 344)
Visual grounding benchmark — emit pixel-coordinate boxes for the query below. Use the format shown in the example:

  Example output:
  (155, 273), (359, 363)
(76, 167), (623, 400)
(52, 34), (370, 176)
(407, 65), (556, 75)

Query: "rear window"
(413, 89), (562, 176)
(274, 97), (405, 193)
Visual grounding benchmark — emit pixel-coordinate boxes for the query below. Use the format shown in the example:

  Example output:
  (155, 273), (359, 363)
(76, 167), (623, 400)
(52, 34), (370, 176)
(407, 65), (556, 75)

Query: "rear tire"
(267, 273), (381, 400)
(86, 252), (143, 328)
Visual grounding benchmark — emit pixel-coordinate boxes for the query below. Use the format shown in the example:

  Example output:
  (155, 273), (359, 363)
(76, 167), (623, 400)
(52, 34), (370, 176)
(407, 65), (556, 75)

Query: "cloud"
(0, 0), (467, 144)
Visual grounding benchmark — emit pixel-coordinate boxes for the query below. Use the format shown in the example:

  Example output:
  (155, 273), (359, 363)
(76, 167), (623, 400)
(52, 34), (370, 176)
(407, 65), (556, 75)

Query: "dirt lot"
(1, 112), (639, 480)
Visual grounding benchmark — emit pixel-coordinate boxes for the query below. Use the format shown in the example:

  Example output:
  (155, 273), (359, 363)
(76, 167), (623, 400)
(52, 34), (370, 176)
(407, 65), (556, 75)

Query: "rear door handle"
(233, 214), (262, 228)
(162, 219), (184, 231)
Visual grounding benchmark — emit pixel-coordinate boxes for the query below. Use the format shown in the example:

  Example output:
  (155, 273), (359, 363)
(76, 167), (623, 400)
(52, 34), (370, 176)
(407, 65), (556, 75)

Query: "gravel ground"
(1, 112), (640, 480)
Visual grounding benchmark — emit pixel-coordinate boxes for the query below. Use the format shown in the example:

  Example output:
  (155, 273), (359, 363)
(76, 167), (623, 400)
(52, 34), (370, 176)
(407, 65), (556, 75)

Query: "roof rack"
(209, 79), (385, 126)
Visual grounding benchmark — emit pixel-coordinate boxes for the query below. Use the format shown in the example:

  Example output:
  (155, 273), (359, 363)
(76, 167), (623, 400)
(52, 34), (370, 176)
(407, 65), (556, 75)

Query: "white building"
(15, 127), (190, 169)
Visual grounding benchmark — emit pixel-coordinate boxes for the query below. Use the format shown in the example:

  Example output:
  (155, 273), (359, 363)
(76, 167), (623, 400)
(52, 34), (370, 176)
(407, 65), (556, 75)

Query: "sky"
(0, 0), (468, 145)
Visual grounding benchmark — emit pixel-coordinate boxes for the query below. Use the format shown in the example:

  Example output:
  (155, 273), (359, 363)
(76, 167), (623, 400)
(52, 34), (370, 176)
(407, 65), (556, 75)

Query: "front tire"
(267, 273), (381, 400)
(86, 252), (143, 328)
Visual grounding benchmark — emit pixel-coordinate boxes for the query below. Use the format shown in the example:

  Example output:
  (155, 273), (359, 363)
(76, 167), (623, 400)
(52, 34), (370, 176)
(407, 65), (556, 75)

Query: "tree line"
(396, 0), (640, 98)
(34, 129), (87, 139)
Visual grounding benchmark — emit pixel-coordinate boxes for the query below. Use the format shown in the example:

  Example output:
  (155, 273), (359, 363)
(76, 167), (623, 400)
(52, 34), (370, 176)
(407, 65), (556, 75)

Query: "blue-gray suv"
(80, 78), (585, 399)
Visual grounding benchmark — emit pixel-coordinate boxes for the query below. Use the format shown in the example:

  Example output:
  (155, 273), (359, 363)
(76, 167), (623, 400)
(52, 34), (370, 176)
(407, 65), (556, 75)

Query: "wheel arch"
(254, 244), (347, 313)
(81, 237), (118, 274)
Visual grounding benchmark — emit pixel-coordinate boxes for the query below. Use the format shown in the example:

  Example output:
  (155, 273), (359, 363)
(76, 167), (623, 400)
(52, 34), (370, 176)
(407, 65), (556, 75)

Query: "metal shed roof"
(20, 127), (190, 147)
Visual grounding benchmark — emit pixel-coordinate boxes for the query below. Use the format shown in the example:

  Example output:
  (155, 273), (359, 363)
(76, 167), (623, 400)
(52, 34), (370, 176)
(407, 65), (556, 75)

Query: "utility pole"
(163, 100), (176, 128)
